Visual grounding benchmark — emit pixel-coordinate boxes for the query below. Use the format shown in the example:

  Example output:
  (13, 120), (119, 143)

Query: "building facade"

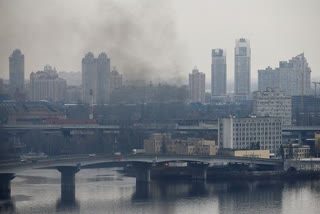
(253, 88), (292, 126)
(315, 132), (320, 157)
(211, 49), (227, 96)
(30, 65), (67, 102)
(82, 52), (111, 104)
(110, 67), (123, 90)
(189, 67), (205, 103)
(218, 116), (282, 154)
(291, 95), (320, 126)
(281, 143), (310, 159)
(234, 38), (251, 97)
(258, 53), (311, 96)
(9, 49), (24, 95)
(144, 133), (217, 155)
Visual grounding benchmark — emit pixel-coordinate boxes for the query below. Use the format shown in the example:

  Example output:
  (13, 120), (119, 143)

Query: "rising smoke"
(0, 0), (189, 84)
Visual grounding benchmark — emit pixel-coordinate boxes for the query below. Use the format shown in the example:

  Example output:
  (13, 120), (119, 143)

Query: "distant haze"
(0, 0), (319, 91)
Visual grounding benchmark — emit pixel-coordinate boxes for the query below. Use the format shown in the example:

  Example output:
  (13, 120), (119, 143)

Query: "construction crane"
(312, 82), (320, 96)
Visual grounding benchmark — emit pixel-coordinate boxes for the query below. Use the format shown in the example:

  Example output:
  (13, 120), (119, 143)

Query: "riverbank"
(121, 166), (320, 181)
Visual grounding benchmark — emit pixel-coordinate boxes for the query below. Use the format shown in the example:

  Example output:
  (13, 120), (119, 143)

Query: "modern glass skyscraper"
(9, 49), (24, 95)
(211, 49), (226, 96)
(234, 38), (251, 97)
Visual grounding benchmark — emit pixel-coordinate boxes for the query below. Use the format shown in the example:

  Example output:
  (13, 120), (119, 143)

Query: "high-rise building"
(258, 53), (311, 96)
(253, 88), (292, 126)
(218, 116), (282, 154)
(234, 38), (251, 97)
(211, 49), (227, 96)
(9, 49), (24, 95)
(82, 52), (111, 104)
(30, 65), (67, 102)
(110, 67), (123, 90)
(188, 67), (205, 103)
(96, 53), (111, 104)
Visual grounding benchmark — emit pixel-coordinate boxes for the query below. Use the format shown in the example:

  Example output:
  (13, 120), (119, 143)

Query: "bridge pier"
(190, 163), (208, 181)
(57, 166), (80, 202)
(133, 162), (152, 183)
(0, 173), (15, 199)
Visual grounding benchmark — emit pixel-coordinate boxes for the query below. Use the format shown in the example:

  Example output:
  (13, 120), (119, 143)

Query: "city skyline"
(0, 0), (319, 91)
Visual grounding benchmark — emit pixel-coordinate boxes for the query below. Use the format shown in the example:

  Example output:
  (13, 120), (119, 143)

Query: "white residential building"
(258, 53), (311, 96)
(30, 65), (67, 102)
(218, 117), (282, 154)
(253, 88), (292, 126)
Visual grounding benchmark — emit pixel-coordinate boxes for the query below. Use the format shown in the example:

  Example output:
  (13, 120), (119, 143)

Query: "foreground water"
(1, 168), (320, 214)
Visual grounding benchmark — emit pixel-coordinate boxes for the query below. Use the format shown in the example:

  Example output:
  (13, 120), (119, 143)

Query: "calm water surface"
(1, 168), (320, 214)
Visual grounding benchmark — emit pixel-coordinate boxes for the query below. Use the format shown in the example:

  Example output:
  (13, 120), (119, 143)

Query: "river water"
(1, 168), (320, 214)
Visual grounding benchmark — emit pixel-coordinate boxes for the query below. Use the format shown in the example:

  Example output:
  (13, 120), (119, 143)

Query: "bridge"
(1, 124), (320, 132)
(0, 154), (282, 201)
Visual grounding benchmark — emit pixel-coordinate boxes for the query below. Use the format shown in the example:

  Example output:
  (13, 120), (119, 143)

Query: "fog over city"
(0, 0), (319, 91)
(2, 1), (320, 214)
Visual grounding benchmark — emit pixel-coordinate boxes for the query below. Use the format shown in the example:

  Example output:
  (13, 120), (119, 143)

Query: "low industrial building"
(281, 143), (310, 159)
(218, 116), (282, 154)
(218, 149), (270, 159)
(144, 133), (217, 155)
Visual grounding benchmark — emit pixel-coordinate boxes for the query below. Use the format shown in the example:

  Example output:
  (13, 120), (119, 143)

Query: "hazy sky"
(0, 0), (319, 91)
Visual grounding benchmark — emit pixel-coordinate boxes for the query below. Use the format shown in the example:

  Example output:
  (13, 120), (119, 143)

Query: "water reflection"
(8, 168), (320, 214)
(0, 199), (15, 213)
(55, 198), (80, 213)
(217, 181), (283, 214)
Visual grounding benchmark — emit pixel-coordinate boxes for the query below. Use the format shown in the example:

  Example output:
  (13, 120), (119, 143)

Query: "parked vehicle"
(132, 149), (145, 155)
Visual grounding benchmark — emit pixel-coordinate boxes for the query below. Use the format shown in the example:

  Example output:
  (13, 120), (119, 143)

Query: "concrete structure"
(96, 53), (111, 104)
(144, 133), (172, 154)
(314, 132), (320, 157)
(58, 71), (81, 86)
(218, 116), (282, 154)
(234, 38), (251, 98)
(0, 173), (15, 199)
(175, 138), (217, 156)
(234, 150), (270, 159)
(258, 53), (312, 96)
(110, 67), (123, 90)
(57, 166), (80, 202)
(9, 49), (24, 96)
(189, 67), (205, 103)
(82, 52), (111, 104)
(211, 49), (226, 97)
(30, 65), (67, 102)
(281, 144), (310, 159)
(253, 88), (292, 126)
(144, 134), (217, 155)
(0, 154), (286, 200)
(284, 159), (320, 171)
(66, 86), (82, 104)
(291, 95), (320, 126)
